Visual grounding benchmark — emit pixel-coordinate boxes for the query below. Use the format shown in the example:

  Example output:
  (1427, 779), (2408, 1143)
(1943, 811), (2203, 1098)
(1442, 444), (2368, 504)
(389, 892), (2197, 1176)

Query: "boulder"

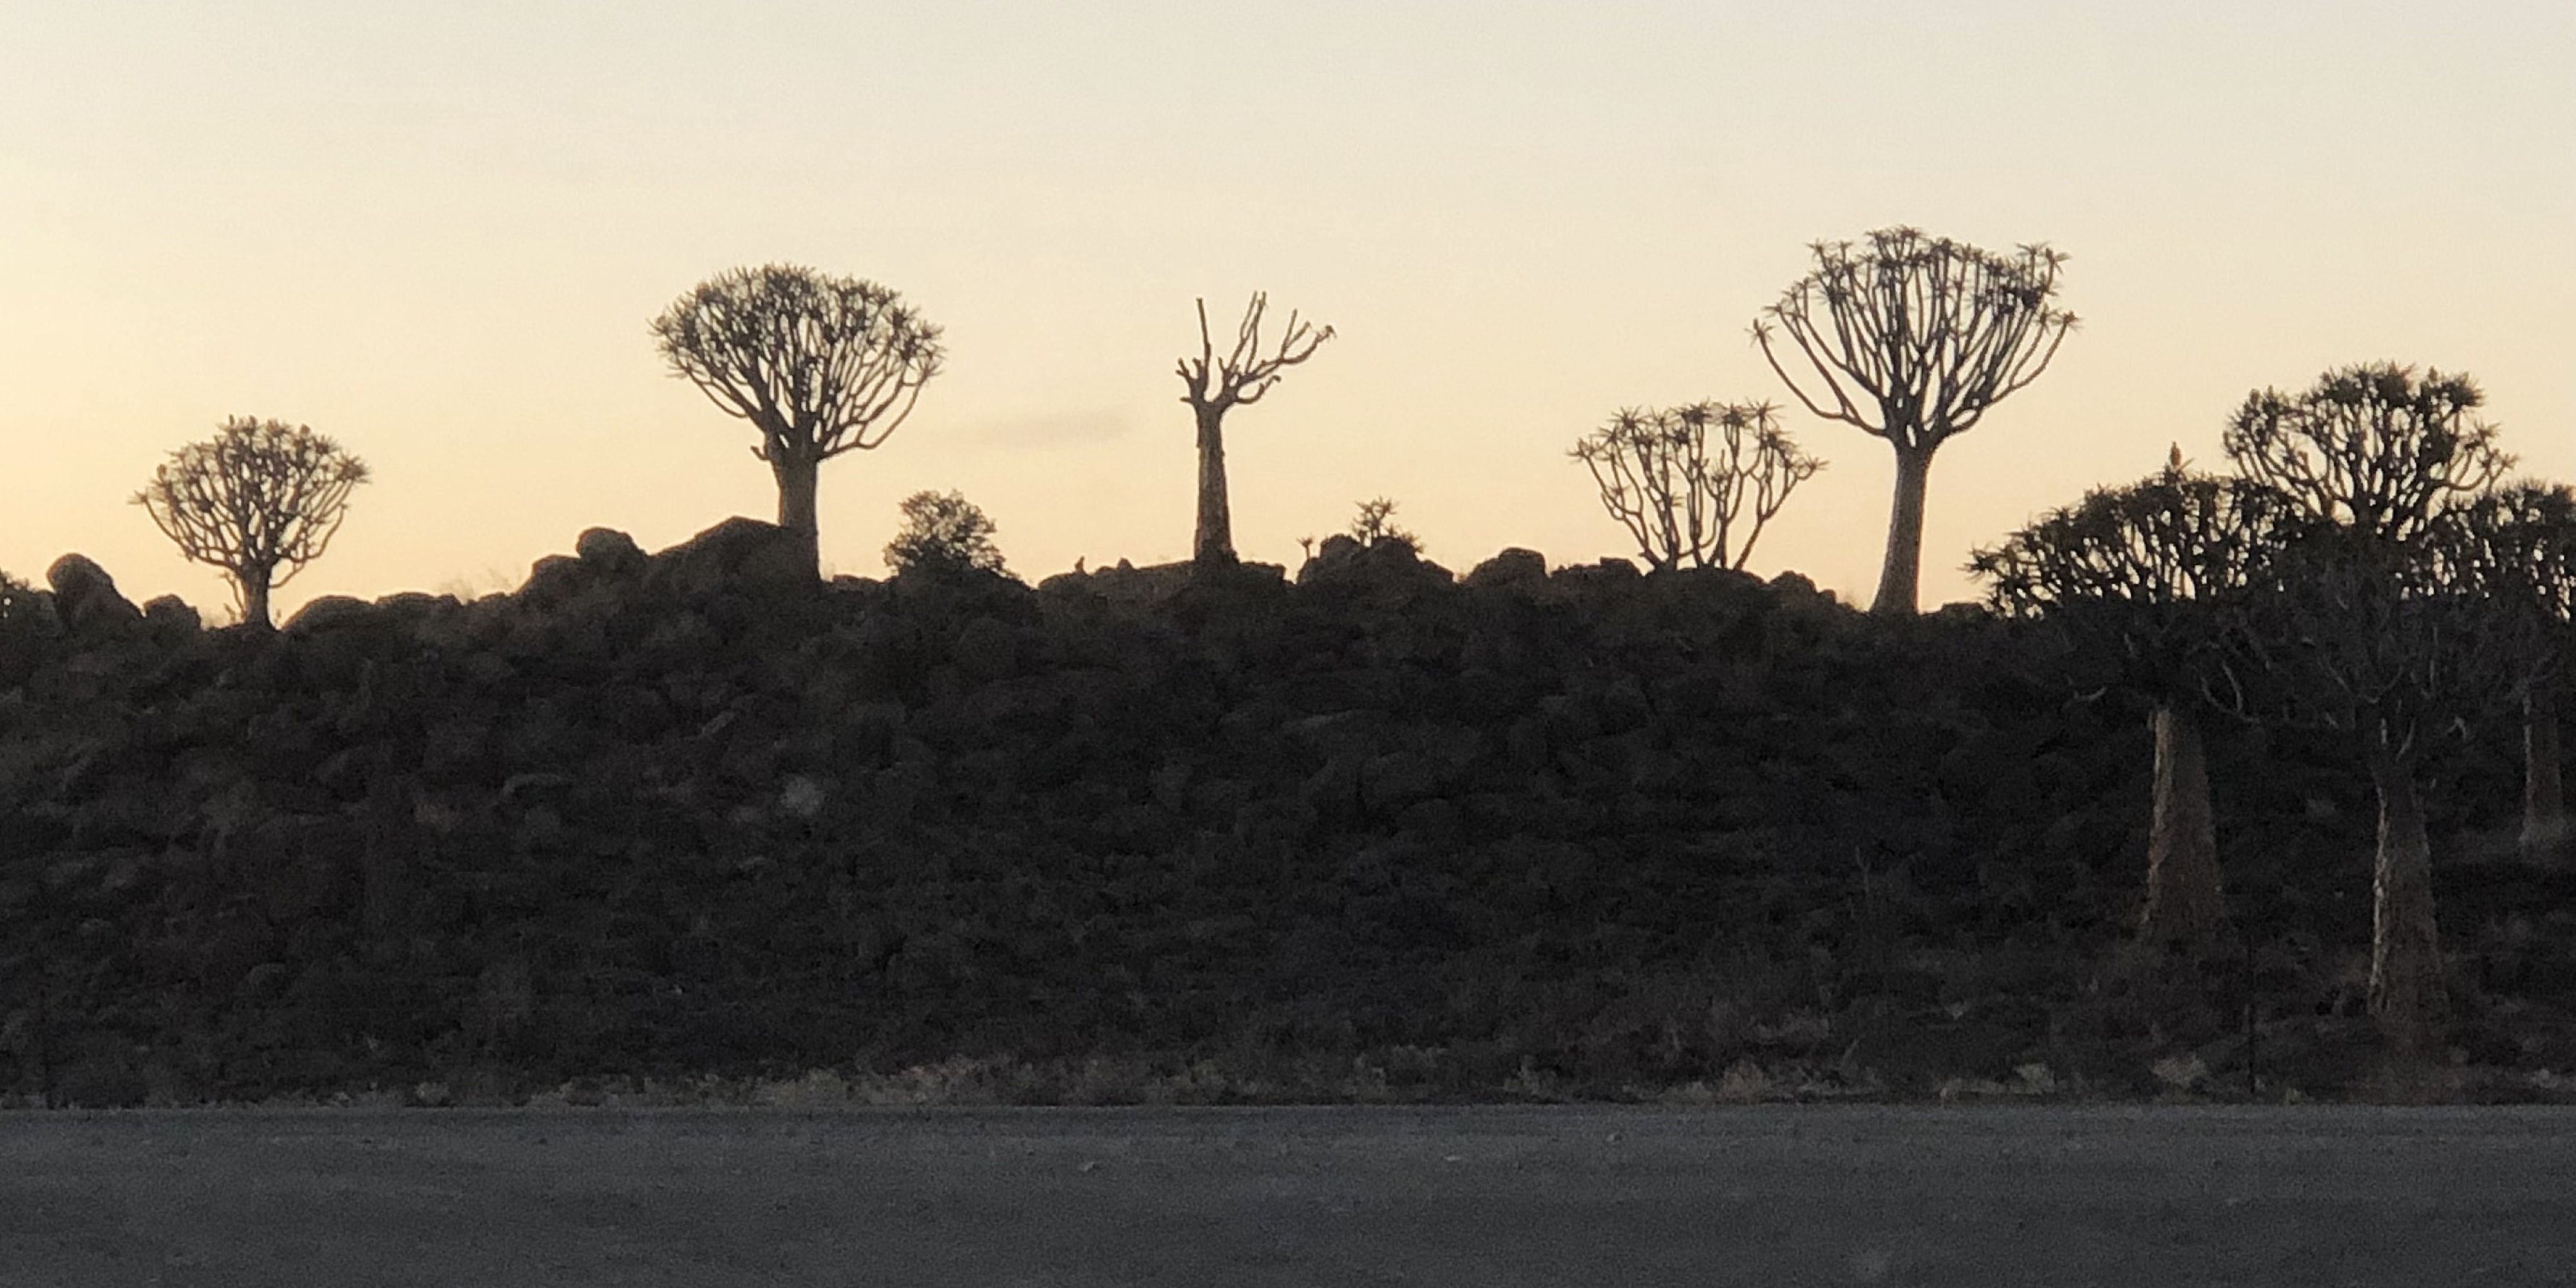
(573, 527), (646, 576)
(140, 595), (200, 634)
(646, 516), (813, 600)
(281, 594), (372, 636)
(44, 554), (140, 634)
(1464, 547), (1548, 589)
(1296, 536), (1454, 592)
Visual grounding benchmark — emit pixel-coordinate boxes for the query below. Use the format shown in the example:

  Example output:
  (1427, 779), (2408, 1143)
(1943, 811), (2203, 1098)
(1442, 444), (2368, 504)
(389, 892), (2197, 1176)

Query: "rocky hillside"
(3, 517), (2571, 1108)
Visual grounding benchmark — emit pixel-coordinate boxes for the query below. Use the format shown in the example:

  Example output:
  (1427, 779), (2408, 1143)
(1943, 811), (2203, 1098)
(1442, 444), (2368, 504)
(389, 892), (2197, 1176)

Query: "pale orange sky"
(5, 2), (2570, 621)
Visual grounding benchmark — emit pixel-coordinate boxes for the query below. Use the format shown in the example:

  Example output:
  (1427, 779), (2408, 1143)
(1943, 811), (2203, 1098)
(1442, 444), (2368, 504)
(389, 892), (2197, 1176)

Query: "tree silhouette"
(1572, 400), (1821, 573)
(652, 263), (945, 580)
(132, 417), (368, 630)
(1755, 227), (2076, 614)
(884, 489), (1008, 579)
(2217, 363), (2515, 1054)
(1175, 292), (1332, 570)
(1970, 448), (2293, 947)
(1346, 497), (1419, 553)
(2437, 481), (2576, 861)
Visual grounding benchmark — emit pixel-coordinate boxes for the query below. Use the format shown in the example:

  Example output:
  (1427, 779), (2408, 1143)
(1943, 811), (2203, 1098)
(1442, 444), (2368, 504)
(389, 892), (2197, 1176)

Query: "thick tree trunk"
(2524, 684), (2568, 862)
(1868, 446), (1934, 616)
(772, 452), (823, 580)
(239, 566), (274, 630)
(2365, 740), (2447, 1056)
(2139, 700), (2226, 944)
(1193, 405), (1236, 569)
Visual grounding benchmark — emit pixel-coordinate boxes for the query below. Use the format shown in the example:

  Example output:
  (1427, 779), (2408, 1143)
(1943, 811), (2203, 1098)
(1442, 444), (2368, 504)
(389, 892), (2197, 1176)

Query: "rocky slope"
(3, 518), (2570, 1108)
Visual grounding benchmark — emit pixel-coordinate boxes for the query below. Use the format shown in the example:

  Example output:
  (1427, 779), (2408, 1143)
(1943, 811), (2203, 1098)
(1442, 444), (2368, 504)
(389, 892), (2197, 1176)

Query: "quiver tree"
(2437, 482), (2576, 861)
(1572, 401), (1823, 573)
(652, 263), (945, 580)
(132, 417), (369, 630)
(1175, 292), (1332, 570)
(1754, 227), (2076, 614)
(1969, 448), (2292, 947)
(2218, 362), (2515, 1054)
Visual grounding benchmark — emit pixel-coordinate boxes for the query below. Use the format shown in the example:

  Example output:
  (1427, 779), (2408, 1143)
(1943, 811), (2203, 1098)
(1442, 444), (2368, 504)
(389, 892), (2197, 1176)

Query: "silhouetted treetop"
(1754, 227), (2076, 457)
(1572, 401), (1821, 574)
(1754, 225), (2076, 615)
(131, 417), (368, 630)
(2221, 363), (2506, 546)
(884, 489), (1009, 580)
(652, 264), (946, 464)
(651, 263), (945, 582)
(1969, 447), (2290, 696)
(1175, 292), (1334, 569)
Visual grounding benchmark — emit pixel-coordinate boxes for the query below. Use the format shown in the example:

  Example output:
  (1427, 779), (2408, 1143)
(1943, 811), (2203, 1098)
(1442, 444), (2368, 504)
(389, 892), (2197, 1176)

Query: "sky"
(4, 1), (2570, 621)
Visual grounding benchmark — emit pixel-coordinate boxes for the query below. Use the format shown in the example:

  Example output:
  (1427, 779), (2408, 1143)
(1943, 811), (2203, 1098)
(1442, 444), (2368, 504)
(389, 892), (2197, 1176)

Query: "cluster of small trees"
(1575, 227), (2076, 602)
(1971, 363), (2566, 1055)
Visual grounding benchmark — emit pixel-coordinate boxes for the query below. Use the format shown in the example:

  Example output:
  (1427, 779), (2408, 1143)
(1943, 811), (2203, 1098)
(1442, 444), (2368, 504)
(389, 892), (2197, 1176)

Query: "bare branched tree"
(1969, 447), (2293, 947)
(652, 263), (945, 579)
(1573, 400), (1822, 573)
(1175, 292), (1333, 570)
(132, 417), (368, 630)
(1754, 227), (2076, 614)
(2215, 363), (2517, 1054)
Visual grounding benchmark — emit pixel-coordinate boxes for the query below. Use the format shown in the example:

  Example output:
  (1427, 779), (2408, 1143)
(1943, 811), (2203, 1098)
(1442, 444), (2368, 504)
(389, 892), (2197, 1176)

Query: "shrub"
(884, 490), (1008, 578)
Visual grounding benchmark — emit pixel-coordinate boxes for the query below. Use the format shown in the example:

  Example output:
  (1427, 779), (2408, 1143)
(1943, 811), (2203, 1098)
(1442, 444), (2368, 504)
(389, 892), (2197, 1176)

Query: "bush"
(884, 490), (1007, 578)
(1348, 497), (1420, 553)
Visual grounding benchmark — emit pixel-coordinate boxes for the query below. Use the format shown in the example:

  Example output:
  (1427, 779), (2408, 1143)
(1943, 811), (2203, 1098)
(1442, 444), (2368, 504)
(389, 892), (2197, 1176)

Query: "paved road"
(5, 1104), (2575, 1287)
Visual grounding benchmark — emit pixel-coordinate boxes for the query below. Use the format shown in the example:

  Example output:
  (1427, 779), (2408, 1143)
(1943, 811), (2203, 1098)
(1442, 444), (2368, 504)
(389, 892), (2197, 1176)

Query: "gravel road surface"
(5, 1104), (2574, 1287)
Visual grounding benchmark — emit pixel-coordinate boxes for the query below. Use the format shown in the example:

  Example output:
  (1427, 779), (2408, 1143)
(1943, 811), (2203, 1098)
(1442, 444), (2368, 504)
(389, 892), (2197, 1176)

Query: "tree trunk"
(2365, 740), (2447, 1056)
(1868, 446), (1935, 616)
(2139, 700), (2226, 944)
(2524, 683), (2568, 862)
(239, 565), (274, 630)
(772, 451), (823, 580)
(1193, 405), (1236, 569)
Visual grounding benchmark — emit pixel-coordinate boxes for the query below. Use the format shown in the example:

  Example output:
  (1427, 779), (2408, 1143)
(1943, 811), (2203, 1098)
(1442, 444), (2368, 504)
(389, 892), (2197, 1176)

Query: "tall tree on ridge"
(133, 416), (369, 630)
(1755, 226), (2076, 615)
(652, 263), (945, 580)
(1175, 292), (1332, 571)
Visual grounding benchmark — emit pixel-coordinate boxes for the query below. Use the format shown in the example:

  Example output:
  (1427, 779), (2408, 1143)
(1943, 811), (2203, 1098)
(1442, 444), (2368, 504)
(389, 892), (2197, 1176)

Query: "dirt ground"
(5, 1104), (2575, 1287)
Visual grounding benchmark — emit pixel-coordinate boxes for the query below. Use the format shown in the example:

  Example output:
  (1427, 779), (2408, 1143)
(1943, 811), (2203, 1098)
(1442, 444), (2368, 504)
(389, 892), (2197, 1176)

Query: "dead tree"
(132, 417), (368, 630)
(1969, 447), (2291, 947)
(1572, 400), (1822, 573)
(1175, 292), (1332, 570)
(652, 263), (945, 580)
(2219, 363), (2514, 1055)
(1755, 227), (2075, 614)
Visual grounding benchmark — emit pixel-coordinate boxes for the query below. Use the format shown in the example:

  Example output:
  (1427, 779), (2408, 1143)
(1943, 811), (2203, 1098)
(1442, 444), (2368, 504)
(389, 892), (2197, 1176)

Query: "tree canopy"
(131, 417), (369, 630)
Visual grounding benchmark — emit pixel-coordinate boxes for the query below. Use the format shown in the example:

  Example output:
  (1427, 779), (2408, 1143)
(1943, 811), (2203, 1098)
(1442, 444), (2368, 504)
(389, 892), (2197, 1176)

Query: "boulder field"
(1, 518), (2569, 1108)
